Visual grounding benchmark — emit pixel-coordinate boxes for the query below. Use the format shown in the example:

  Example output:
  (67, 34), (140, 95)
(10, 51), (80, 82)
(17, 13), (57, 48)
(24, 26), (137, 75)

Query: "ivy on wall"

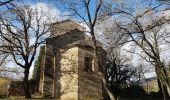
(31, 46), (45, 80)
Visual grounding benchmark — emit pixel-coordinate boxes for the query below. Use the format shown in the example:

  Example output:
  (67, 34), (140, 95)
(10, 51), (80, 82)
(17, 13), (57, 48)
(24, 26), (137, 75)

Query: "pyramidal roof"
(51, 20), (86, 37)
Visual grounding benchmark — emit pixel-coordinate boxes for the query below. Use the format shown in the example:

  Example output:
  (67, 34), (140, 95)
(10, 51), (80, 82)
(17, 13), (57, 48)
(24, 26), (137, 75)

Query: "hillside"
(0, 77), (13, 96)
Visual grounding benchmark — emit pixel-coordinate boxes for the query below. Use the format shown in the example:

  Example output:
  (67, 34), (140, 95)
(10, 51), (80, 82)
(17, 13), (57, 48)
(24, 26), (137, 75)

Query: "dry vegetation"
(0, 77), (11, 97)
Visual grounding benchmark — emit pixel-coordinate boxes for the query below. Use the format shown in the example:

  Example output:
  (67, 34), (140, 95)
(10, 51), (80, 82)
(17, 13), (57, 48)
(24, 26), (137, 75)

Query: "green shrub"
(31, 46), (45, 80)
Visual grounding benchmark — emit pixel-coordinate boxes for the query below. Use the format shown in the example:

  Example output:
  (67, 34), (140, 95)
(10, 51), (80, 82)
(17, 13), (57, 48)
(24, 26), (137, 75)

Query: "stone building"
(37, 20), (106, 99)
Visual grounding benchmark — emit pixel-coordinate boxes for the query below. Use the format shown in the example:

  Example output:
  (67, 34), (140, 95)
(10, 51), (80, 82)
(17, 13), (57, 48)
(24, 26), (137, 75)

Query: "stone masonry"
(37, 20), (106, 99)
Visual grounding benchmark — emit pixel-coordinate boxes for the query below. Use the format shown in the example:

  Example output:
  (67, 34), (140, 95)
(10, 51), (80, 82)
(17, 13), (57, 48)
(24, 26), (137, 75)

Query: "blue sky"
(0, 0), (169, 79)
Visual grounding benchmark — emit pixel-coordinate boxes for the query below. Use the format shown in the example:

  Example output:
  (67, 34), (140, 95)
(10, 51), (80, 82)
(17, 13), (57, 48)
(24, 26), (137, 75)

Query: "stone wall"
(38, 52), (45, 94)
(43, 43), (55, 97)
(56, 47), (79, 99)
(8, 80), (35, 96)
(8, 81), (24, 96)
(42, 44), (104, 99)
(78, 47), (103, 99)
(41, 20), (105, 99)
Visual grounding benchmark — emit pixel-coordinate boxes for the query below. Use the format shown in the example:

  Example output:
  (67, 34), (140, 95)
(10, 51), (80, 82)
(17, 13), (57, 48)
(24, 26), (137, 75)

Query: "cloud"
(29, 2), (70, 79)
(78, 22), (91, 37)
(30, 2), (70, 22)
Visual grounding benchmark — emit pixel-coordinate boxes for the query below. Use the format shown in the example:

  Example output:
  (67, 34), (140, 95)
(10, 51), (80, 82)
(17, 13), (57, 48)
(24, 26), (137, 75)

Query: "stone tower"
(38, 20), (106, 99)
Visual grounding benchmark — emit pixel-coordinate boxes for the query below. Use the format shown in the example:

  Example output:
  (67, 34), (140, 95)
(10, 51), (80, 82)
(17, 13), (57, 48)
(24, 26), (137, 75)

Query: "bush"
(121, 85), (147, 98)
(32, 46), (45, 80)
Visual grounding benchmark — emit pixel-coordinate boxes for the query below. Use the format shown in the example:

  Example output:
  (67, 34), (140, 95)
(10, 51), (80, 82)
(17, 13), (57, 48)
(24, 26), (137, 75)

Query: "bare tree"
(105, 51), (136, 99)
(0, 0), (17, 75)
(56, 0), (103, 70)
(0, 4), (52, 98)
(97, 21), (135, 99)
(133, 63), (151, 93)
(0, 0), (14, 6)
(107, 2), (170, 100)
(53, 0), (128, 79)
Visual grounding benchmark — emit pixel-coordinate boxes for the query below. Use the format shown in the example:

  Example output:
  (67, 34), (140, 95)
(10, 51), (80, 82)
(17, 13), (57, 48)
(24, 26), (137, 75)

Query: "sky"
(1, 0), (169, 79)
(0, 1), (70, 79)
(28, 2), (70, 79)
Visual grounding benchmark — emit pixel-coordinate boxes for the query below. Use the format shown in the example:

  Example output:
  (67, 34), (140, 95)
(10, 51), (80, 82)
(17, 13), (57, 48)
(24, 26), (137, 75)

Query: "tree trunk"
(23, 67), (31, 99)
(161, 82), (169, 100)
(91, 30), (103, 72)
(157, 78), (169, 99)
(155, 66), (169, 100)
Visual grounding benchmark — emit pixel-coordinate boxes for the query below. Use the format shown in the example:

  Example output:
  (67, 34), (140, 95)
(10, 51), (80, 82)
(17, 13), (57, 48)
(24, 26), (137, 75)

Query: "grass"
(2, 94), (43, 99)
